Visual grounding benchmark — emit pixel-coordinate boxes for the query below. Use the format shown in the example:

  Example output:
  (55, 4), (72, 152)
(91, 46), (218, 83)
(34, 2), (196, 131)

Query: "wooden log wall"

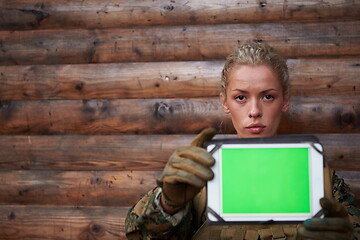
(0, 1), (359, 239)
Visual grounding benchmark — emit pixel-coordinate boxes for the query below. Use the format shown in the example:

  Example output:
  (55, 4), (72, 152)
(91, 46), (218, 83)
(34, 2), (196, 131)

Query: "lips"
(245, 123), (266, 134)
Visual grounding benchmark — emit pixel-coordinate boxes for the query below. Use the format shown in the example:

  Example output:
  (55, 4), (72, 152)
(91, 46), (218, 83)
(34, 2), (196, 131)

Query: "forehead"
(227, 64), (282, 89)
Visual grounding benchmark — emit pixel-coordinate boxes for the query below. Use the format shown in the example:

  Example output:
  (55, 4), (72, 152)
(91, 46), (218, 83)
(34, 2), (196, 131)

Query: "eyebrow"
(231, 88), (279, 94)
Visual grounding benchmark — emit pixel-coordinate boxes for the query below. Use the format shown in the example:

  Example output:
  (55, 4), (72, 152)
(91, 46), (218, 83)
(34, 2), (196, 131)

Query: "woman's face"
(220, 64), (289, 138)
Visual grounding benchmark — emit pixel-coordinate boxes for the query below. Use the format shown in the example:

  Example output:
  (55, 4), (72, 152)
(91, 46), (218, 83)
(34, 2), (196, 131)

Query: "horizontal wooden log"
(0, 61), (221, 100)
(0, 58), (359, 100)
(287, 58), (360, 97)
(0, 96), (359, 135)
(281, 96), (360, 134)
(0, 98), (225, 135)
(316, 135), (360, 171)
(1, 0), (359, 30)
(0, 135), (188, 171)
(0, 169), (358, 206)
(0, 21), (359, 65)
(0, 205), (127, 239)
(0, 134), (359, 171)
(0, 170), (160, 206)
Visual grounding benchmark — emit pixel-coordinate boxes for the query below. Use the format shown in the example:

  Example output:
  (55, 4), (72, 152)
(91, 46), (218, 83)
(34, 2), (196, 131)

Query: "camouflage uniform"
(125, 173), (360, 240)
(125, 187), (195, 240)
(333, 174), (360, 239)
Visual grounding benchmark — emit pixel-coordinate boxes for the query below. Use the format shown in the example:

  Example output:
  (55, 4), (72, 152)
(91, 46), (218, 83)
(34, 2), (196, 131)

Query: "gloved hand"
(158, 128), (217, 211)
(297, 197), (353, 240)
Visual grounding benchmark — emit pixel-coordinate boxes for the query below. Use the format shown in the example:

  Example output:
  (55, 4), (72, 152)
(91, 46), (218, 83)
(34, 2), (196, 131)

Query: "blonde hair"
(221, 41), (289, 96)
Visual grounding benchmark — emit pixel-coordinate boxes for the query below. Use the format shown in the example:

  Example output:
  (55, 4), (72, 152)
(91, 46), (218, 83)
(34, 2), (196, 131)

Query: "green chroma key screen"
(221, 147), (310, 214)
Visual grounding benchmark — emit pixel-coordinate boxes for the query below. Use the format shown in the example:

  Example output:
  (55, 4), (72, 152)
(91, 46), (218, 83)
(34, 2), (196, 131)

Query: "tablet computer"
(205, 135), (324, 223)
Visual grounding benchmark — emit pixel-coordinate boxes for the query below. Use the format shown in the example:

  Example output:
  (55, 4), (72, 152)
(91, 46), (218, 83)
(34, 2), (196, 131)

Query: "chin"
(237, 131), (276, 139)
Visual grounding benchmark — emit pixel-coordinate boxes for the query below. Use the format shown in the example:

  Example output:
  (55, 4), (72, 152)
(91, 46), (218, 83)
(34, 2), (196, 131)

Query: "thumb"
(320, 197), (348, 218)
(190, 128), (217, 148)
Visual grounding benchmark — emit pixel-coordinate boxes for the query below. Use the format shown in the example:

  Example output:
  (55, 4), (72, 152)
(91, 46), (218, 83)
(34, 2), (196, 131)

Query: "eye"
(235, 95), (246, 102)
(264, 94), (275, 101)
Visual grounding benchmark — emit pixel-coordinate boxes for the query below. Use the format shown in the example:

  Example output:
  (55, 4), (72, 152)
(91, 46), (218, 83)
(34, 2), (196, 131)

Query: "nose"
(248, 100), (262, 118)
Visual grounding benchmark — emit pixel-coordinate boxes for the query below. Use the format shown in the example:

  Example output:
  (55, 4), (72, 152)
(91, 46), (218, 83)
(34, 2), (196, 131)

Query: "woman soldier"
(125, 41), (360, 240)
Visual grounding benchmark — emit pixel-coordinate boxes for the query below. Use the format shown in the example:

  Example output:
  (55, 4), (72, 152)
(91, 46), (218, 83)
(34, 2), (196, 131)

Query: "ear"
(220, 92), (230, 114)
(281, 96), (290, 112)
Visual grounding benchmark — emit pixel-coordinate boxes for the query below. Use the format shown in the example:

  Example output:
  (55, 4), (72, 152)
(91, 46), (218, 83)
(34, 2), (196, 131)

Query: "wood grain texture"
(316, 135), (360, 171)
(0, 205), (128, 239)
(0, 1), (359, 239)
(1, 0), (359, 30)
(0, 98), (225, 135)
(0, 58), (359, 100)
(0, 96), (359, 135)
(281, 96), (360, 134)
(287, 58), (360, 97)
(0, 135), (189, 171)
(0, 134), (359, 171)
(0, 169), (358, 207)
(0, 170), (160, 206)
(0, 21), (359, 65)
(0, 61), (222, 100)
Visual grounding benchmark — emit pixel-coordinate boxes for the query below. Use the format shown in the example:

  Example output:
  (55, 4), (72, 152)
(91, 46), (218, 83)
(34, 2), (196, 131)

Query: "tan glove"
(297, 197), (353, 240)
(158, 128), (217, 210)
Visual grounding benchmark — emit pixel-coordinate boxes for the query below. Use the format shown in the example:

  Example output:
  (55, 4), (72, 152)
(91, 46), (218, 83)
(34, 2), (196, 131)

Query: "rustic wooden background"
(0, 0), (359, 239)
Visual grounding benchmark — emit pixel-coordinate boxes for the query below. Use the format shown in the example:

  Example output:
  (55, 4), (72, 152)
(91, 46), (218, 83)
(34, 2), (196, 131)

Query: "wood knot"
(90, 177), (102, 185)
(75, 82), (85, 91)
(20, 9), (49, 22)
(334, 108), (358, 129)
(8, 211), (16, 220)
(259, 0), (267, 8)
(340, 112), (356, 126)
(90, 223), (104, 234)
(90, 176), (113, 188)
(153, 102), (173, 120)
(163, 4), (175, 11)
(82, 99), (112, 119)
(0, 101), (10, 109)
(79, 222), (106, 239)
(92, 39), (101, 46)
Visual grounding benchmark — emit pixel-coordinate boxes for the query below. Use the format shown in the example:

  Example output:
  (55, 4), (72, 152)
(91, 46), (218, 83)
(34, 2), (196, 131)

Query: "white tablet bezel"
(206, 141), (324, 223)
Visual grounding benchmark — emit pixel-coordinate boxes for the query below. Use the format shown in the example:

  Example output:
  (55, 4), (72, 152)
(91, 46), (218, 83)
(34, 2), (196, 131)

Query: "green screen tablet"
(205, 135), (324, 223)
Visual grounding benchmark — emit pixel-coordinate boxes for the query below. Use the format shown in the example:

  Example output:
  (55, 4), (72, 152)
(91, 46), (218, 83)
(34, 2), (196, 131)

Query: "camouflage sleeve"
(125, 187), (195, 240)
(332, 173), (360, 240)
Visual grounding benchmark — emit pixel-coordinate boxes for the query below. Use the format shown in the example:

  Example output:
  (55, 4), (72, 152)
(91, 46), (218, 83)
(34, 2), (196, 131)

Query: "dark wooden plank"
(316, 135), (360, 171)
(287, 58), (360, 97)
(280, 95), (360, 134)
(1, 0), (359, 30)
(0, 21), (359, 65)
(0, 176), (359, 240)
(0, 134), (359, 171)
(0, 170), (160, 206)
(0, 180), (358, 240)
(0, 96), (359, 135)
(0, 135), (189, 171)
(0, 61), (222, 100)
(0, 98), (225, 134)
(0, 58), (359, 100)
(0, 205), (128, 239)
(0, 169), (357, 206)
